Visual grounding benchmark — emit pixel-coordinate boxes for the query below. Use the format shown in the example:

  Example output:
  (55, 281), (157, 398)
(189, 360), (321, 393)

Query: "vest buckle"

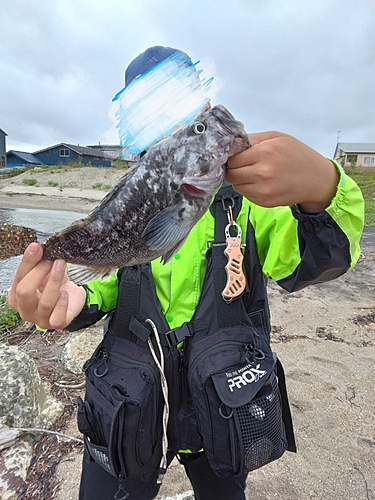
(165, 322), (193, 348)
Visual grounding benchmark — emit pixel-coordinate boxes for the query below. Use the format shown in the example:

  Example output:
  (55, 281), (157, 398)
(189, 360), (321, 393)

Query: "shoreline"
(1, 191), (374, 246)
(0, 192), (98, 214)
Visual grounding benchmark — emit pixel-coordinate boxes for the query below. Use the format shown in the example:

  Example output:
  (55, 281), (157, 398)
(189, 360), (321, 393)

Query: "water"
(0, 208), (83, 293)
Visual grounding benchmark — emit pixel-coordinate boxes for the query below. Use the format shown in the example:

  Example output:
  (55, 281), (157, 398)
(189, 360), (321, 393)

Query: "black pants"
(79, 448), (247, 500)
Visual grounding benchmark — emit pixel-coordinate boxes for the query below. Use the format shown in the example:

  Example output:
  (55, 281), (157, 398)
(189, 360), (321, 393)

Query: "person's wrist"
(298, 158), (339, 213)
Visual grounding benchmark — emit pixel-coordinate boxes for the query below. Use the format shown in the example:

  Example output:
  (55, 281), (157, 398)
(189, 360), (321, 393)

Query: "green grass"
(92, 182), (112, 189)
(345, 168), (375, 226)
(22, 178), (37, 186)
(0, 295), (21, 331)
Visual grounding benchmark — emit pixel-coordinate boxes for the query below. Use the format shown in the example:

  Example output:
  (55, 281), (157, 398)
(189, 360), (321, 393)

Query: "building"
(333, 143), (375, 167)
(33, 143), (112, 167)
(86, 143), (140, 164)
(6, 150), (42, 167)
(0, 129), (7, 168)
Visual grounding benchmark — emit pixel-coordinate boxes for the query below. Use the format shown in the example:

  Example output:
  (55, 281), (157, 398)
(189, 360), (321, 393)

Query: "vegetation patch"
(92, 182), (112, 190)
(345, 168), (375, 226)
(0, 295), (21, 332)
(22, 178), (37, 186)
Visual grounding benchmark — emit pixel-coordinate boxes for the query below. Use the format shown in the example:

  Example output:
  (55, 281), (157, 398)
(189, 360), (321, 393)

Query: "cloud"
(0, 0), (374, 158)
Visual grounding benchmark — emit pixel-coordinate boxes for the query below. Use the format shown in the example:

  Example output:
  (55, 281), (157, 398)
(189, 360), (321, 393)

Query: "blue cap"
(125, 45), (190, 86)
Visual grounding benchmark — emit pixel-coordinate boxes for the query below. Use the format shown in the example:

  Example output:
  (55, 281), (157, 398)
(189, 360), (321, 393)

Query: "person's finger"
(8, 243), (43, 306)
(227, 146), (258, 170)
(248, 131), (284, 145)
(225, 165), (257, 187)
(8, 260), (54, 313)
(11, 261), (55, 321)
(48, 289), (70, 330)
(34, 260), (67, 322)
(39, 259), (67, 300)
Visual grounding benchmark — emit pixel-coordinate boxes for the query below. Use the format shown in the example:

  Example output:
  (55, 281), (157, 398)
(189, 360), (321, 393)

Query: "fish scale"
(0, 105), (250, 284)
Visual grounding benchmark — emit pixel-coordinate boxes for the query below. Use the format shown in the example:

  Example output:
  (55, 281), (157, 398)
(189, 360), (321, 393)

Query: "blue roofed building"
(33, 143), (112, 167)
(0, 129), (7, 168)
(6, 150), (43, 167)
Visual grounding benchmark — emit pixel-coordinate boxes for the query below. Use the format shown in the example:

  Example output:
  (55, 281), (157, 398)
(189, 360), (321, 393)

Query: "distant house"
(334, 143), (375, 167)
(33, 143), (112, 167)
(86, 143), (140, 164)
(7, 150), (42, 167)
(0, 129), (7, 168)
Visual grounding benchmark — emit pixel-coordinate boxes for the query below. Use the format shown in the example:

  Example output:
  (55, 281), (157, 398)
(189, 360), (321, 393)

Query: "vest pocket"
(77, 347), (163, 482)
(187, 326), (288, 477)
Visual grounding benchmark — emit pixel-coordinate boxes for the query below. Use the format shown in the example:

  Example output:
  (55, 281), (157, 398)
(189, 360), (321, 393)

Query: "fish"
(0, 105), (250, 284)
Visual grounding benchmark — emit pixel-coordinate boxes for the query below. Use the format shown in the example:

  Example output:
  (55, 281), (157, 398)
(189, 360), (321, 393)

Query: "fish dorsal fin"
(67, 264), (117, 285)
(141, 205), (192, 252)
(55, 217), (92, 238)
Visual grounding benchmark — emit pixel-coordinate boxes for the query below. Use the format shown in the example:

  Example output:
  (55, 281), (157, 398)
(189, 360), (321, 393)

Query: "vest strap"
(129, 316), (152, 343)
(165, 318), (207, 348)
(277, 358), (297, 452)
(211, 185), (244, 328)
(112, 266), (141, 338)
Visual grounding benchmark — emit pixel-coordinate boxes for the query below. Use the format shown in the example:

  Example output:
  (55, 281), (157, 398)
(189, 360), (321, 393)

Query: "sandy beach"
(0, 190), (99, 214)
(0, 166), (127, 214)
(0, 167), (374, 499)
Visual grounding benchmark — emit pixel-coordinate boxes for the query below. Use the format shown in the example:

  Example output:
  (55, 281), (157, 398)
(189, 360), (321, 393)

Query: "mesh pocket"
(235, 375), (287, 471)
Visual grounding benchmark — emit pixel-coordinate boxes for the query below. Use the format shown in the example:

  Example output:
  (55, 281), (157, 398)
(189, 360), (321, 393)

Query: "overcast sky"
(1, 0), (374, 158)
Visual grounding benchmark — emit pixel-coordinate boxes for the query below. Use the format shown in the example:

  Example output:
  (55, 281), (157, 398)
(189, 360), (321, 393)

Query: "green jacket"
(68, 162), (364, 332)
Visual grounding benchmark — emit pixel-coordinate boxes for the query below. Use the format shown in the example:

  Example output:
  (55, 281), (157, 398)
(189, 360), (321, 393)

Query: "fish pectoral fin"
(160, 236), (188, 264)
(67, 265), (118, 285)
(141, 205), (191, 252)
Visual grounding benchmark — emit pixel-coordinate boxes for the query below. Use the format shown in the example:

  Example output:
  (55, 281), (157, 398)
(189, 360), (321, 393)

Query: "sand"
(0, 166), (374, 499)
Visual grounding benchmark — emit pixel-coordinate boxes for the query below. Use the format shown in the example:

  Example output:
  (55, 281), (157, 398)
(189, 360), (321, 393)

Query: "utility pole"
(336, 130), (341, 144)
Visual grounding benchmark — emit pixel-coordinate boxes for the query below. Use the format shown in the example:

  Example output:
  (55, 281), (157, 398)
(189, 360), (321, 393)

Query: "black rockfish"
(0, 105), (249, 284)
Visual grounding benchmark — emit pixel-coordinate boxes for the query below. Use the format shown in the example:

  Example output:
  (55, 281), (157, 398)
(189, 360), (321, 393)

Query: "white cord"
(145, 318), (169, 483)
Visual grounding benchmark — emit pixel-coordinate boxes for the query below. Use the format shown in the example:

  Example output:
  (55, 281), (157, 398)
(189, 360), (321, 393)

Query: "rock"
(35, 382), (65, 429)
(0, 434), (34, 500)
(0, 423), (22, 451)
(159, 493), (194, 500)
(60, 328), (103, 375)
(0, 344), (64, 498)
(0, 344), (63, 428)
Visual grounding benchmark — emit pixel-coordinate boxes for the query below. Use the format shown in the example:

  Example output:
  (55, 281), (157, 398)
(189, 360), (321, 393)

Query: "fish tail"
(0, 224), (39, 260)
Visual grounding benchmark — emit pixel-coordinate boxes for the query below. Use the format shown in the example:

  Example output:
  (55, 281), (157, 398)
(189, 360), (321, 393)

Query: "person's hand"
(8, 242), (86, 330)
(226, 131), (339, 212)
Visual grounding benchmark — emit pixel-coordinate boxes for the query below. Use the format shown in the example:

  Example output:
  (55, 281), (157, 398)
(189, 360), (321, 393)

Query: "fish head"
(167, 104), (250, 198)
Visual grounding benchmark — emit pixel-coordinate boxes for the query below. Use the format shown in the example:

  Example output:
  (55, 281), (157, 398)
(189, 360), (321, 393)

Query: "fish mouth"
(181, 183), (208, 198)
(181, 165), (226, 198)
(228, 136), (251, 156)
(211, 105), (250, 154)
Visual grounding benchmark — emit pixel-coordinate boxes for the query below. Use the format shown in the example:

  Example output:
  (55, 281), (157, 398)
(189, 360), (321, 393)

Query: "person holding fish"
(7, 46), (364, 500)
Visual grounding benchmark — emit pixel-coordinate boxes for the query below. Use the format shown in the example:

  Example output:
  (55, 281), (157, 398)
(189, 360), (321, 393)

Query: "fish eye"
(193, 122), (206, 134)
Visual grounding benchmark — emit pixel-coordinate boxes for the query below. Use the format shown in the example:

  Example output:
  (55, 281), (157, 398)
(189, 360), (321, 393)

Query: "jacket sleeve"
(249, 161), (364, 292)
(65, 271), (120, 332)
